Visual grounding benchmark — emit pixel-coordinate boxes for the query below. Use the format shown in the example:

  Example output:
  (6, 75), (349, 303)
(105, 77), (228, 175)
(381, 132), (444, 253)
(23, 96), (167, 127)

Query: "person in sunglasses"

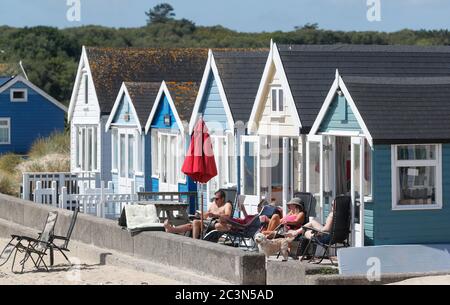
(164, 190), (232, 239)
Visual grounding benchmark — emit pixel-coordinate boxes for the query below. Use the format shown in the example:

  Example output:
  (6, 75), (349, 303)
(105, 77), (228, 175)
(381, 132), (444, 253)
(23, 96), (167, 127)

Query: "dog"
(254, 233), (294, 261)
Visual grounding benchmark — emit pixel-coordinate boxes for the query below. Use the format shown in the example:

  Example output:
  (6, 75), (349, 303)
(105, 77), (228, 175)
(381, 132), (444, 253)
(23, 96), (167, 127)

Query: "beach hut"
(189, 49), (268, 209)
(105, 82), (160, 193)
(68, 47), (208, 186)
(309, 71), (450, 246)
(145, 81), (199, 194)
(0, 75), (66, 155)
(247, 42), (450, 218)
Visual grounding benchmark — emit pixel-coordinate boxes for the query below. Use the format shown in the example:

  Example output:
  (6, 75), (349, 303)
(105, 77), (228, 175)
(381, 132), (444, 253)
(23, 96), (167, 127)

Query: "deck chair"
(300, 195), (351, 265)
(41, 207), (79, 266)
(0, 211), (58, 273)
(203, 205), (278, 249)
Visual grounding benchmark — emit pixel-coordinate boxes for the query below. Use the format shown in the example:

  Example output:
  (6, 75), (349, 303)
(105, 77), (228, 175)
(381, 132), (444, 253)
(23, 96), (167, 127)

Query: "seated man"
(164, 190), (232, 239)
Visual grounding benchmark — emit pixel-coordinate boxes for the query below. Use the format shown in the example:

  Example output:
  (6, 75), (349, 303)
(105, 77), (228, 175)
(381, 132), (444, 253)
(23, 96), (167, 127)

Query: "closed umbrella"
(182, 118), (217, 237)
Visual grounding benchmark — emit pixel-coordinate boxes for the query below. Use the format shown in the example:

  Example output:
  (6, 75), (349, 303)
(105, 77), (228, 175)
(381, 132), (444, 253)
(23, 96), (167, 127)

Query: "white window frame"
(391, 144), (442, 211)
(226, 131), (237, 186)
(157, 132), (181, 184)
(270, 85), (285, 115)
(10, 89), (28, 102)
(75, 125), (99, 172)
(135, 130), (144, 176)
(0, 118), (11, 145)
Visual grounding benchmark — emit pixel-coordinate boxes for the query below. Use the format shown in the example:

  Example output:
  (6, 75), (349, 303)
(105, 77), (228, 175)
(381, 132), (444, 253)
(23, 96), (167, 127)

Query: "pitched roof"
(85, 47), (208, 114)
(342, 76), (450, 144)
(165, 81), (200, 122)
(213, 49), (269, 123)
(277, 44), (450, 132)
(124, 82), (161, 128)
(0, 77), (11, 87)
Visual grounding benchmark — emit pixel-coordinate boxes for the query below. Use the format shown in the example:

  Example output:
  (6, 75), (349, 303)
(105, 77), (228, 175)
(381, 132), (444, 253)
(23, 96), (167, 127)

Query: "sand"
(390, 275), (450, 285)
(0, 239), (182, 285)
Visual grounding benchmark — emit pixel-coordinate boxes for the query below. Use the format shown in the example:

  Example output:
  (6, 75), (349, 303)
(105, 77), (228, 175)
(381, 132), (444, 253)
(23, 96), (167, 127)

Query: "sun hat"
(287, 197), (304, 208)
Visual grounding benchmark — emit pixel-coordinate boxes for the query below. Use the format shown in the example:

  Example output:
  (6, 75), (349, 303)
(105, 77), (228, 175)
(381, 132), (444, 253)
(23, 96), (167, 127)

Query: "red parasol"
(182, 118), (217, 236)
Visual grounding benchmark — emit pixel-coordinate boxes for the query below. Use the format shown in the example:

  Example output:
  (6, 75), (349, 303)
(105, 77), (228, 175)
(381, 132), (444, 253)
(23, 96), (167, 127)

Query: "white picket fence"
(22, 172), (99, 201)
(33, 181), (139, 219)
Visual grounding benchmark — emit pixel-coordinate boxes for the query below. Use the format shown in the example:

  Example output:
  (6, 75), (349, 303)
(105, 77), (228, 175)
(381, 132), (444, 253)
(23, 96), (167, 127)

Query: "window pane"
(397, 145), (436, 160)
(13, 91), (25, 99)
(112, 130), (118, 170)
(272, 89), (277, 112)
(161, 135), (167, 183)
(243, 142), (257, 196)
(81, 128), (86, 171)
(364, 140), (372, 197)
(0, 121), (8, 126)
(120, 134), (125, 178)
(93, 127), (97, 171)
(278, 90), (284, 111)
(0, 128), (8, 143)
(84, 75), (89, 104)
(170, 136), (177, 184)
(227, 133), (235, 184)
(128, 135), (134, 178)
(151, 130), (159, 175)
(87, 129), (93, 171)
(398, 166), (435, 205)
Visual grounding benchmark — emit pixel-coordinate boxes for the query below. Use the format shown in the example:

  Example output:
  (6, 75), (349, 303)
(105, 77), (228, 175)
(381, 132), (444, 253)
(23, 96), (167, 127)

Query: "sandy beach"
(0, 239), (182, 285)
(390, 275), (450, 285)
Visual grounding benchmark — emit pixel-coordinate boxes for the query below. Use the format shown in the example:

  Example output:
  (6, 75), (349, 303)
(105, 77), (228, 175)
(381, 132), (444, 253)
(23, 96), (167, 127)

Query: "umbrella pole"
(200, 183), (204, 239)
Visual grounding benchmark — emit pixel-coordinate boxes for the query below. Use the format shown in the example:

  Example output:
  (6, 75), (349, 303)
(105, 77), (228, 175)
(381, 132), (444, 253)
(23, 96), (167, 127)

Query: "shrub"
(17, 154), (70, 173)
(0, 170), (19, 196)
(29, 131), (70, 159)
(0, 153), (23, 174)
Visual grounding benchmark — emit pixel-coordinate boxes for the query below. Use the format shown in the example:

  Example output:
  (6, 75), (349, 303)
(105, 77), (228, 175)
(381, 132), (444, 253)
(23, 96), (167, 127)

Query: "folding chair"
(0, 211), (58, 273)
(300, 195), (352, 265)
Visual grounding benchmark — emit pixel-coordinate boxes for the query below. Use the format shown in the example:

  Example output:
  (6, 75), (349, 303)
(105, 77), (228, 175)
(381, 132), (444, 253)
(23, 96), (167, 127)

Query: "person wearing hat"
(261, 197), (306, 237)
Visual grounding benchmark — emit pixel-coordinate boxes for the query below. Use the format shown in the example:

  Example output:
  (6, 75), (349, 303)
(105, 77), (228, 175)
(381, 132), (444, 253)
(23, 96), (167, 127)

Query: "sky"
(0, 0), (449, 32)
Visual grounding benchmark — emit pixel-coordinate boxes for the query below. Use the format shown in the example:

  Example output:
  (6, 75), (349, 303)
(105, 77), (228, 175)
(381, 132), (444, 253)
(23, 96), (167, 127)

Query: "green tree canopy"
(145, 3), (176, 24)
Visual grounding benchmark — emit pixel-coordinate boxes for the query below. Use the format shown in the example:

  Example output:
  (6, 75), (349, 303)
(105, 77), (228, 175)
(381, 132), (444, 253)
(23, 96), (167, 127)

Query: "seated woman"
(164, 190), (232, 239)
(261, 198), (305, 237)
(286, 199), (335, 243)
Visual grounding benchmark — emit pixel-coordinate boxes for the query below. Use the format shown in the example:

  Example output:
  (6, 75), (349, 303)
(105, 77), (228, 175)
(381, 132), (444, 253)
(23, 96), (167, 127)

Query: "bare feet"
(164, 220), (175, 233)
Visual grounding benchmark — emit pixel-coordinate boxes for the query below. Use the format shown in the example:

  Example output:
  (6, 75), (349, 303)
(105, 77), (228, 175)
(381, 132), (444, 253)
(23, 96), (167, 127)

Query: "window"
(10, 89), (27, 102)
(0, 118), (10, 144)
(120, 134), (126, 178)
(75, 125), (99, 172)
(227, 132), (236, 185)
(84, 74), (89, 104)
(111, 129), (118, 171)
(364, 139), (372, 199)
(128, 134), (135, 178)
(136, 133), (144, 174)
(392, 144), (442, 210)
(271, 87), (284, 113)
(151, 129), (159, 177)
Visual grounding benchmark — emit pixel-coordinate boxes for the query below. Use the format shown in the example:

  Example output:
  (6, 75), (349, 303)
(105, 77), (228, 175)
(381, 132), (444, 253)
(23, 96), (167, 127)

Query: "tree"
(145, 3), (176, 25)
(295, 23), (319, 30)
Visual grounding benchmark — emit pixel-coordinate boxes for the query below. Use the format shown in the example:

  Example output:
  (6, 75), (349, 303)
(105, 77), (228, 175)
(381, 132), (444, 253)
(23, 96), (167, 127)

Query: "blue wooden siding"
(372, 144), (450, 245)
(0, 81), (65, 154)
(364, 203), (375, 246)
(144, 134), (152, 192)
(112, 94), (138, 126)
(150, 94), (178, 129)
(319, 95), (361, 133)
(151, 177), (159, 192)
(199, 72), (229, 133)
